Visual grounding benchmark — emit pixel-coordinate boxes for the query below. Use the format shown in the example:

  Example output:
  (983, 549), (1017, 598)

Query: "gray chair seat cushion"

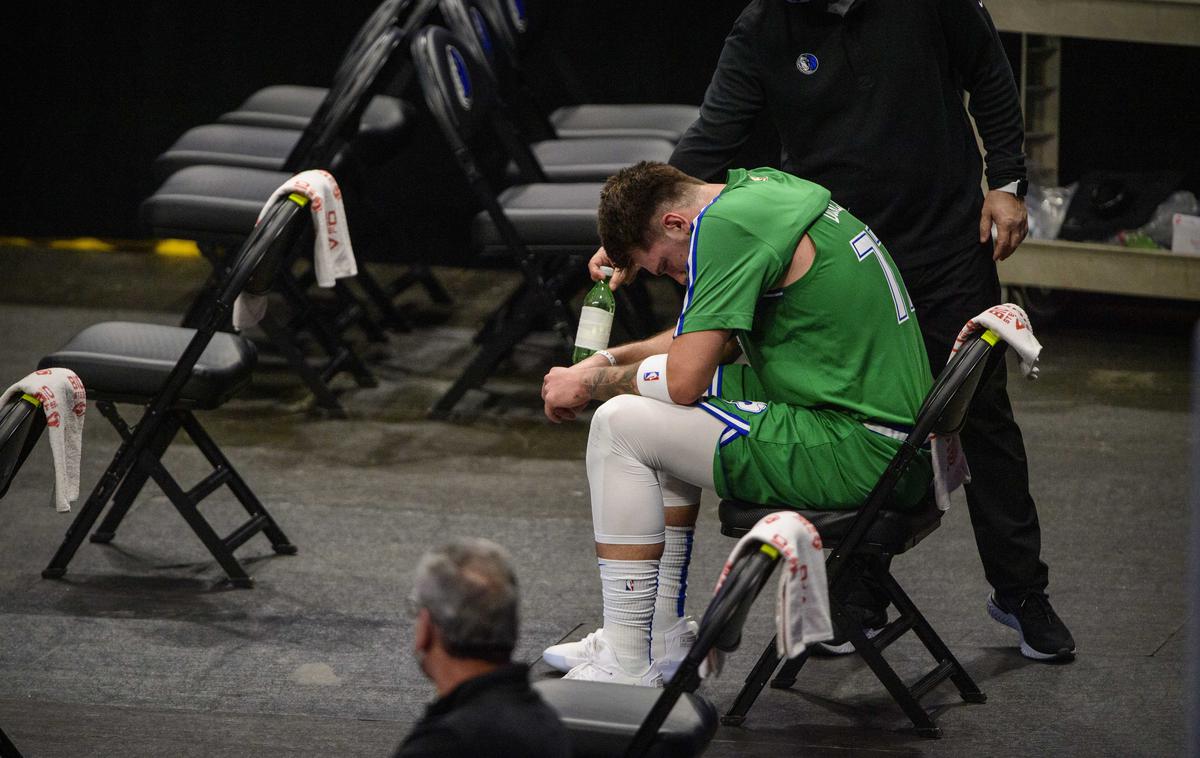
(549, 104), (699, 142)
(39, 322), (257, 410)
(141, 165), (293, 243)
(533, 679), (717, 758)
(218, 85), (408, 139)
(522, 137), (676, 183)
(154, 124), (299, 180)
(471, 182), (603, 249)
(718, 496), (942, 552)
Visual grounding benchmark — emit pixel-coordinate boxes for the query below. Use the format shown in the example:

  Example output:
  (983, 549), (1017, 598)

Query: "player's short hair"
(411, 538), (518, 663)
(598, 161), (704, 269)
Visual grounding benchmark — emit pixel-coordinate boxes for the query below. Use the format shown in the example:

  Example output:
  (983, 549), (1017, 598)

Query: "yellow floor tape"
(0, 236), (200, 257)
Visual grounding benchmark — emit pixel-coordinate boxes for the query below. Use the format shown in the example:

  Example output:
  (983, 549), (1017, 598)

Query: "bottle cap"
(600, 265), (614, 278)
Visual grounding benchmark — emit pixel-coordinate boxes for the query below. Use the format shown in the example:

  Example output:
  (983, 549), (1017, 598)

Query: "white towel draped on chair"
(233, 169), (357, 329)
(0, 368), (86, 512)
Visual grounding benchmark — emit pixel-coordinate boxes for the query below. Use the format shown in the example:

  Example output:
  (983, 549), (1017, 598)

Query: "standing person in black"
(590, 0), (1075, 661)
(393, 539), (571, 757)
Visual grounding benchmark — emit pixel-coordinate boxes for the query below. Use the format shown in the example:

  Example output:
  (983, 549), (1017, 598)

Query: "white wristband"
(635, 354), (676, 404)
(596, 349), (617, 366)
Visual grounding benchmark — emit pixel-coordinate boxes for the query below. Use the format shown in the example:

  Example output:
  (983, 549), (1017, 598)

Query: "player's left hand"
(980, 189), (1029, 261)
(542, 366), (591, 423)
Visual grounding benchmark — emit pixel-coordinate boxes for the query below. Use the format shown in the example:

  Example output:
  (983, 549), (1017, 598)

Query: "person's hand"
(542, 366), (591, 423)
(980, 190), (1029, 261)
(588, 247), (639, 290)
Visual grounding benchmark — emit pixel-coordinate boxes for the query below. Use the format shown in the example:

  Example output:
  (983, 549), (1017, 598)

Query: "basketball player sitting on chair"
(540, 161), (934, 685)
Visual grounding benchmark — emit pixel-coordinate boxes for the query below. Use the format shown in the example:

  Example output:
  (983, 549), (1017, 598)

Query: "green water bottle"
(573, 266), (616, 364)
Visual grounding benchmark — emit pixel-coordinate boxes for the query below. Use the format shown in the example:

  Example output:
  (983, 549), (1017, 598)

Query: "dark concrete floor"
(0, 246), (1195, 757)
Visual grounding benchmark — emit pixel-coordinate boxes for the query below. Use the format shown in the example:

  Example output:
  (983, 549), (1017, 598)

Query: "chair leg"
(90, 415), (181, 543)
(721, 635), (784, 726)
(875, 565), (986, 704)
(42, 403), (148, 579)
(834, 599), (942, 738)
(0, 724), (24, 758)
(351, 261), (415, 330)
(177, 412), (296, 555)
(278, 272), (377, 388)
(388, 263), (453, 306)
(257, 311), (345, 414)
(430, 283), (546, 418)
(136, 447), (253, 588)
(769, 648), (811, 689)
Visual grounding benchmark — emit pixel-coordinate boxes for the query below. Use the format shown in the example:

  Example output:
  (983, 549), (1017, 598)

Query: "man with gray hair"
(393, 538), (570, 758)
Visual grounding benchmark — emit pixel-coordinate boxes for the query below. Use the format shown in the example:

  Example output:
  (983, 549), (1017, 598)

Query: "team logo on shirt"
(446, 45), (472, 110)
(796, 53), (819, 75)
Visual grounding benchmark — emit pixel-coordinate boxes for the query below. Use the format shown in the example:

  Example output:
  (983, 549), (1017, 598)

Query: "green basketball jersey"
(676, 167), (932, 508)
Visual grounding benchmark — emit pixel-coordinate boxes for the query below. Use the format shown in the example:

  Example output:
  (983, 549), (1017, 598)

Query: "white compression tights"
(586, 394), (725, 545)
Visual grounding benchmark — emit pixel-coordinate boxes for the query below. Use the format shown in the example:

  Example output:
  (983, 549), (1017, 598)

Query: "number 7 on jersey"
(851, 228), (914, 324)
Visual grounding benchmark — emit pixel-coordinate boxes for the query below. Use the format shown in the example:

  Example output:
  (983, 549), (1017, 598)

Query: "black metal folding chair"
(715, 330), (1003, 737)
(0, 391), (49, 758)
(412, 25), (620, 416)
(535, 539), (784, 758)
(38, 193), (312, 588)
(217, 0), (412, 132)
(436, 0), (676, 183)
(472, 0), (700, 143)
(144, 24), (435, 412)
(153, 0), (449, 318)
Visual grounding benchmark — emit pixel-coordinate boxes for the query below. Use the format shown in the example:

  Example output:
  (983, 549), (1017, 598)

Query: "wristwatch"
(996, 179), (1029, 198)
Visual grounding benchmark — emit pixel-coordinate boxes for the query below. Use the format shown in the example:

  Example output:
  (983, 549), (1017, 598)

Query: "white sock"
(599, 558), (659, 673)
(654, 525), (695, 634)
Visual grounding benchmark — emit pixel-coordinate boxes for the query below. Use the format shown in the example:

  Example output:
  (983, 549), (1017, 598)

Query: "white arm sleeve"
(635, 354), (676, 404)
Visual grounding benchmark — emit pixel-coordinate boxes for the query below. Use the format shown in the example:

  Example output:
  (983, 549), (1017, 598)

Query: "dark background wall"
(2, 2), (1197, 239)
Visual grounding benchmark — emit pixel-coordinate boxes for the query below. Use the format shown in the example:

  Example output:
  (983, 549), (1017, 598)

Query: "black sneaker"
(814, 606), (888, 656)
(987, 592), (1076, 662)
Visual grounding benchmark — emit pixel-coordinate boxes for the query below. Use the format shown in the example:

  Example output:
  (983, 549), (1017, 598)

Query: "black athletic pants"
(901, 240), (1050, 597)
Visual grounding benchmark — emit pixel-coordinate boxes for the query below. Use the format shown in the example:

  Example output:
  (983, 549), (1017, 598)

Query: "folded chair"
(144, 164), (382, 413)
(714, 331), (1002, 737)
(413, 25), (630, 416)
(473, 0), (700, 143)
(144, 24), (432, 411)
(0, 393), (45, 758)
(535, 538), (785, 757)
(436, 0), (676, 182)
(150, 3), (446, 329)
(217, 0), (413, 132)
(154, 0), (431, 179)
(37, 193), (312, 588)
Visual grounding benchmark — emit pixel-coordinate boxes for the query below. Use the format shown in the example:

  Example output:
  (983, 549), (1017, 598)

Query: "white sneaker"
(652, 616), (699, 680)
(562, 634), (663, 687)
(543, 616), (699, 676)
(543, 628), (608, 674)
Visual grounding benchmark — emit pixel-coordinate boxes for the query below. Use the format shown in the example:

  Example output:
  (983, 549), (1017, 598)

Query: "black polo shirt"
(392, 664), (571, 758)
(671, 0), (1026, 269)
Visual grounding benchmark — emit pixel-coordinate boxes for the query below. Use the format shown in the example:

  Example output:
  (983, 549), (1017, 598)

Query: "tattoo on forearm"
(585, 365), (639, 401)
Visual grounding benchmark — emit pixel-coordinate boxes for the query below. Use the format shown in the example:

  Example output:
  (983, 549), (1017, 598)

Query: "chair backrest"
(476, 0), (530, 68)
(915, 329), (1000, 442)
(330, 0), (412, 87)
(215, 193), (313, 311)
(824, 330), (1001, 579)
(411, 24), (502, 146)
(625, 543), (780, 757)
(287, 0), (437, 169)
(410, 25), (544, 182)
(438, 0), (503, 75)
(0, 394), (46, 500)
